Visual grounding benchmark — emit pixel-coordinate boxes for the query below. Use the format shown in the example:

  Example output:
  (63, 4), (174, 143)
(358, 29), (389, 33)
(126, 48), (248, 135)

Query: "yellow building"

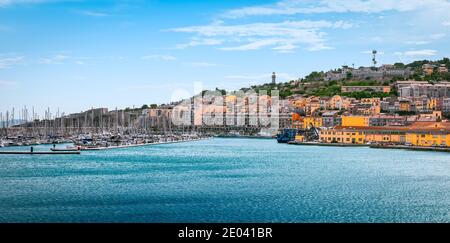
(427, 98), (437, 110)
(405, 122), (450, 147)
(406, 133), (449, 147)
(319, 122), (450, 147)
(341, 116), (369, 127)
(303, 117), (323, 129)
(320, 129), (365, 144)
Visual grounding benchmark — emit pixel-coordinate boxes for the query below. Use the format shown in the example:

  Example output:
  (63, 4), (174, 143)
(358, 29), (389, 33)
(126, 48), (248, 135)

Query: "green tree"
(346, 72), (353, 80)
(394, 62), (405, 68)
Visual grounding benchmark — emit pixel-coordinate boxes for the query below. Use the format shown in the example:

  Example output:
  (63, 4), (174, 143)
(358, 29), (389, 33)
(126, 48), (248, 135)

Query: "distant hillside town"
(2, 57), (450, 149)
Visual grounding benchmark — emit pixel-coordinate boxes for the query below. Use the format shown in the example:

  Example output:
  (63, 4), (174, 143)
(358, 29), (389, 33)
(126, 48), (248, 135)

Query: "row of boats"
(55, 133), (208, 151)
(1, 133), (208, 150)
(0, 138), (70, 147)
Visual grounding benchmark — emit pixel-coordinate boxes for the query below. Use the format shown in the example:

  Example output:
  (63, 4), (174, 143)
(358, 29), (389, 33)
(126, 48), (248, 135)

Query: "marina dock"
(287, 141), (450, 152)
(0, 151), (81, 155)
(370, 144), (450, 153)
(288, 141), (370, 147)
(51, 138), (209, 151)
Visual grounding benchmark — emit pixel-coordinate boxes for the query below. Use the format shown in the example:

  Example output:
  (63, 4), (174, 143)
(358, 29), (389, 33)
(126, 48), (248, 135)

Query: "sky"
(1, 0), (450, 116)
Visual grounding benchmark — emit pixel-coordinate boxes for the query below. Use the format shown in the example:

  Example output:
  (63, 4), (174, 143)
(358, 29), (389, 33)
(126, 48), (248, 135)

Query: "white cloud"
(187, 62), (218, 67)
(396, 49), (438, 57)
(141, 55), (177, 61)
(39, 54), (70, 64)
(430, 33), (446, 40)
(443, 21), (450, 26)
(175, 38), (224, 49)
(76, 10), (110, 17)
(170, 20), (351, 52)
(222, 0), (450, 18)
(0, 55), (24, 69)
(405, 40), (430, 45)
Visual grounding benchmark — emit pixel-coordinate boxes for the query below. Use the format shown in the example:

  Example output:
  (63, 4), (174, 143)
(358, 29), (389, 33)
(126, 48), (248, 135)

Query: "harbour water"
(0, 138), (449, 223)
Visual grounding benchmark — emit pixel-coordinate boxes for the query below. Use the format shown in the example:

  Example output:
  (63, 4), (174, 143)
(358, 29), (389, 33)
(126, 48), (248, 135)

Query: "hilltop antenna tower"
(372, 50), (378, 68)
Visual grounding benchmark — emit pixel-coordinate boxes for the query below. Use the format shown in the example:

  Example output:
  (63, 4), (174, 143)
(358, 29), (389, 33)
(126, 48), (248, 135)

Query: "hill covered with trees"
(236, 58), (450, 99)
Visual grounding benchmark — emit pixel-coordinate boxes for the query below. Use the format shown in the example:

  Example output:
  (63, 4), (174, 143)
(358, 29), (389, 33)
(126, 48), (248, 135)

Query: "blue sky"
(1, 0), (450, 115)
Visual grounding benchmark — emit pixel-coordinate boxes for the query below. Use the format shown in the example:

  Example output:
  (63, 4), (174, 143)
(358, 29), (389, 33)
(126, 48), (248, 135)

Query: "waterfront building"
(405, 122), (450, 146)
(319, 122), (450, 147)
(319, 127), (366, 144)
(278, 111), (294, 130)
(145, 108), (173, 131)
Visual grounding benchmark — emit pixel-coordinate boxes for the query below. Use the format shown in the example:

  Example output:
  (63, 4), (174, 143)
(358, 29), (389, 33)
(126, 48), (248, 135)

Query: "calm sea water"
(0, 138), (449, 223)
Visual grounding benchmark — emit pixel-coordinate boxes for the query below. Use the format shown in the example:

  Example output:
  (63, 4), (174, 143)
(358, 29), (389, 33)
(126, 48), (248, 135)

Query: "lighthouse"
(272, 72), (276, 84)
